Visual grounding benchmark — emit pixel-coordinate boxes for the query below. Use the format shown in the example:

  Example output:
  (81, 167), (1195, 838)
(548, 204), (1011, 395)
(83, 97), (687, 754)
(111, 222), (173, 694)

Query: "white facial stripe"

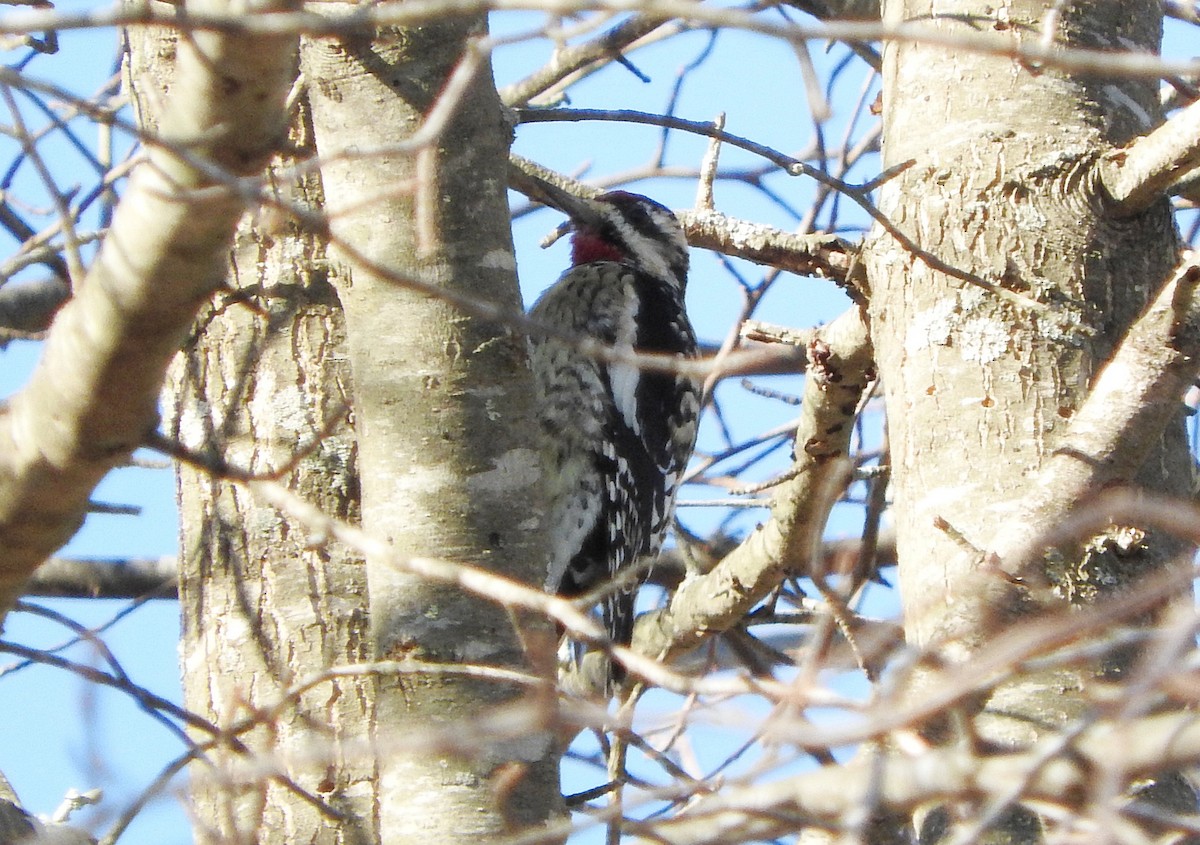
(603, 206), (687, 287)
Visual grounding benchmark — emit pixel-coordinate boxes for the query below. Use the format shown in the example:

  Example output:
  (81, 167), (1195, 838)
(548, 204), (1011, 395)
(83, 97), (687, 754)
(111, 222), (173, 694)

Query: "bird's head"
(524, 177), (689, 290)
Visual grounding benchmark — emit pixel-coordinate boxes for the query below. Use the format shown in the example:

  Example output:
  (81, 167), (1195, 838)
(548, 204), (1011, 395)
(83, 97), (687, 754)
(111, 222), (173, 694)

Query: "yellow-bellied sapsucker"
(526, 182), (700, 681)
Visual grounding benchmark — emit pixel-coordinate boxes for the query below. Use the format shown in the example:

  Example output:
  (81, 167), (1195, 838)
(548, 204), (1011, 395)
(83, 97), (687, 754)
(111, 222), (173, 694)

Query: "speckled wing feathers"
(530, 260), (698, 651)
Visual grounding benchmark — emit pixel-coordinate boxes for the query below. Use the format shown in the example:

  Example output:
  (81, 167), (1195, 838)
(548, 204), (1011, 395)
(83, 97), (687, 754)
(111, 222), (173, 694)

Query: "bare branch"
(636, 305), (875, 664)
(0, 1), (299, 614)
(499, 14), (679, 106)
(24, 556), (176, 599)
(0, 2), (1192, 80)
(681, 208), (856, 287)
(1100, 98), (1200, 216)
(646, 706), (1200, 844)
(0, 277), (68, 335)
(992, 254), (1200, 580)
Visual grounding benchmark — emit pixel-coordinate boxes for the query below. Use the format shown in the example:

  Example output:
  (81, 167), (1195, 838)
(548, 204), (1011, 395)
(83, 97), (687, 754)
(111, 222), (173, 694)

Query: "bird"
(524, 178), (700, 687)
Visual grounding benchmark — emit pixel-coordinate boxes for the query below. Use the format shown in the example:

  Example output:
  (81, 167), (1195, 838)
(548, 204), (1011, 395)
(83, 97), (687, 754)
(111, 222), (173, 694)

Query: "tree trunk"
(299, 16), (564, 844)
(134, 8), (562, 841)
(126, 12), (376, 843)
(163, 102), (379, 843)
(864, 0), (1195, 839)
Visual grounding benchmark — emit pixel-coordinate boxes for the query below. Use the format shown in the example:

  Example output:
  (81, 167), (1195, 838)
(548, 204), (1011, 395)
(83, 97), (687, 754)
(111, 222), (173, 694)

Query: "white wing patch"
(608, 360), (639, 436)
(607, 290), (642, 437)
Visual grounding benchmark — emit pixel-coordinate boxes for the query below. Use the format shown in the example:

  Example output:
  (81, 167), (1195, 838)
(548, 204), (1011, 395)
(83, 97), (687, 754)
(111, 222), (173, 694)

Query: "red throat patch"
(571, 230), (627, 266)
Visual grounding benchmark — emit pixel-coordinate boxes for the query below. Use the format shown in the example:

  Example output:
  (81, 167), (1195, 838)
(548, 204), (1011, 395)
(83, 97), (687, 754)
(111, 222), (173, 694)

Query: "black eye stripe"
(599, 194), (674, 240)
(575, 190), (688, 290)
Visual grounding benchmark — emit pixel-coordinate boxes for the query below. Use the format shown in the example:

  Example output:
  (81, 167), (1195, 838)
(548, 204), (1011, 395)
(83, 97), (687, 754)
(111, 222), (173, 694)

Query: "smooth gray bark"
(301, 16), (563, 844)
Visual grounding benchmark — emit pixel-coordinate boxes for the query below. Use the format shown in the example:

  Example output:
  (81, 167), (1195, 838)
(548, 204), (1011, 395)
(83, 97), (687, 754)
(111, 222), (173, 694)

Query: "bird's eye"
(624, 205), (651, 227)
(620, 200), (661, 231)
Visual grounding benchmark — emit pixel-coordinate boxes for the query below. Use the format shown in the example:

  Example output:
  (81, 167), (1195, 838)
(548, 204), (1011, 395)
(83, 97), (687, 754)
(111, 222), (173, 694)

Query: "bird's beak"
(509, 163), (607, 236)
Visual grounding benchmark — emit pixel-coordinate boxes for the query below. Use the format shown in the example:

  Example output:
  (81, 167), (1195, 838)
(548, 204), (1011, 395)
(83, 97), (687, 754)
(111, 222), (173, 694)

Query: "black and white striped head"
(522, 176), (689, 291)
(566, 191), (689, 291)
